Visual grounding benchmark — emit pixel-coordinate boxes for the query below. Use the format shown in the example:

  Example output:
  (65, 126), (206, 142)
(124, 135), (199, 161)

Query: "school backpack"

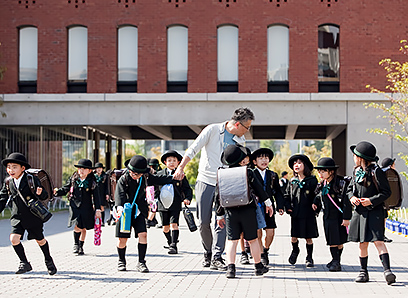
(5, 169), (54, 209)
(370, 167), (403, 209)
(374, 168), (403, 209)
(27, 169), (55, 208)
(107, 168), (128, 203)
(217, 166), (250, 208)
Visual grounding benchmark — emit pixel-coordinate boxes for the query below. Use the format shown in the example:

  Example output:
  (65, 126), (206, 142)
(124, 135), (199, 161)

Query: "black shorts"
(115, 214), (147, 238)
(225, 206), (258, 241)
(11, 222), (45, 241)
(262, 204), (277, 229)
(159, 210), (180, 226)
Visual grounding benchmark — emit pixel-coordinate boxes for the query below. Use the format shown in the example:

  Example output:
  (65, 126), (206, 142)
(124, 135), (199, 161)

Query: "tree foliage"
(365, 40), (408, 180)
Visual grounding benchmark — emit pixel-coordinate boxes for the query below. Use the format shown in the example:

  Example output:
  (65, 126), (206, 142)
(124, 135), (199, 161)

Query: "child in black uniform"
(251, 148), (284, 266)
(215, 144), (272, 278)
(157, 150), (192, 254)
(284, 154), (320, 267)
(315, 157), (352, 272)
(347, 141), (396, 285)
(0, 152), (57, 275)
(94, 162), (109, 226)
(54, 159), (102, 255)
(115, 155), (174, 272)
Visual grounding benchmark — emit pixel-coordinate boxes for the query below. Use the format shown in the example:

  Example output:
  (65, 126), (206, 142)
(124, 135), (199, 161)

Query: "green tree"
(366, 40), (408, 180)
(125, 140), (145, 160)
(184, 153), (200, 186)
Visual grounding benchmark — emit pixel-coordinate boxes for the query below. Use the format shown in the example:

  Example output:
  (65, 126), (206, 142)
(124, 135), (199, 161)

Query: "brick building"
(0, 0), (407, 186)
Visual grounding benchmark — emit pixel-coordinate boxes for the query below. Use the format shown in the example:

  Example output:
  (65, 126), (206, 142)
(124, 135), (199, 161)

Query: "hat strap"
(128, 164), (146, 173)
(353, 148), (376, 161)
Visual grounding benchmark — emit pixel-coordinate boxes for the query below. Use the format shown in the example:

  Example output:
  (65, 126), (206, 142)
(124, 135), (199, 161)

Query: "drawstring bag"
(94, 217), (102, 246)
(160, 184), (174, 209)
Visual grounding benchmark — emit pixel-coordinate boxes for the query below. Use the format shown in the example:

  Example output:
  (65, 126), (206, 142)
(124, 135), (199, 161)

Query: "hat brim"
(2, 158), (31, 169)
(314, 165), (339, 169)
(288, 154), (314, 171)
(350, 145), (378, 162)
(251, 148), (274, 161)
(126, 163), (150, 173)
(74, 164), (95, 169)
(221, 146), (249, 166)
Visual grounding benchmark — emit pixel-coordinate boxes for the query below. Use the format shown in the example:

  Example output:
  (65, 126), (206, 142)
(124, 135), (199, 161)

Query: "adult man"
(173, 107), (255, 270)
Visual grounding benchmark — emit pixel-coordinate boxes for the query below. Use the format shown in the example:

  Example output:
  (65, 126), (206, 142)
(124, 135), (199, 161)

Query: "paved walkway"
(0, 205), (407, 298)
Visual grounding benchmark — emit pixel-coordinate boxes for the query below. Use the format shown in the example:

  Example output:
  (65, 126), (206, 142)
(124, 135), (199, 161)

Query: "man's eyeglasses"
(239, 122), (251, 130)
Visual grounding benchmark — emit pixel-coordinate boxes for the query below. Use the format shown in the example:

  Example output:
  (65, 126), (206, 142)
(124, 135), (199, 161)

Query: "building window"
(167, 25), (188, 92)
(217, 25), (238, 92)
(267, 25), (289, 92)
(318, 24), (339, 92)
(68, 26), (87, 93)
(117, 25), (138, 92)
(19, 26), (37, 93)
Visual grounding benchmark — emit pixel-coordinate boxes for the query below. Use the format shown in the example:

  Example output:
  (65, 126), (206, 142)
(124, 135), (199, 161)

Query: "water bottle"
(120, 203), (132, 233)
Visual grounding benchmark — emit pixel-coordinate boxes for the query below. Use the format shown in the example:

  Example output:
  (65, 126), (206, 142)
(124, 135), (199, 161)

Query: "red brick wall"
(0, 0), (406, 94)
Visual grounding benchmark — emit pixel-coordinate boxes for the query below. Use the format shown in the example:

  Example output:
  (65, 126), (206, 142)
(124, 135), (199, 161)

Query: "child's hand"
(360, 198), (372, 207)
(350, 196), (360, 206)
(265, 205), (274, 217)
(312, 204), (317, 211)
(183, 199), (191, 206)
(36, 187), (43, 195)
(217, 218), (225, 229)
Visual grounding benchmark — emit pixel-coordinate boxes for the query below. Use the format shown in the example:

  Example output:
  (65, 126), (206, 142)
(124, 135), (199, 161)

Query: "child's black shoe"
(240, 251), (250, 265)
(45, 259), (57, 275)
(226, 264), (236, 278)
(384, 269), (396, 285)
(15, 261), (32, 274)
(255, 262), (268, 276)
(288, 248), (299, 265)
(355, 270), (369, 283)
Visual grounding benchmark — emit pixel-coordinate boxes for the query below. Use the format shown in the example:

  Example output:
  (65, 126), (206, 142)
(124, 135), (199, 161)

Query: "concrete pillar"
(116, 139), (123, 169)
(93, 130), (100, 164)
(105, 135), (112, 170)
(332, 129), (346, 176)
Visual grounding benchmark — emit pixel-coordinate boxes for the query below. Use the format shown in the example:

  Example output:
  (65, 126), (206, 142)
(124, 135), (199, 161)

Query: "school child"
(94, 162), (109, 226)
(284, 154), (320, 267)
(0, 152), (57, 275)
(146, 158), (161, 228)
(215, 144), (273, 278)
(156, 150), (193, 254)
(279, 171), (289, 193)
(251, 148), (285, 266)
(315, 157), (352, 272)
(114, 155), (174, 272)
(347, 141), (396, 285)
(54, 159), (102, 255)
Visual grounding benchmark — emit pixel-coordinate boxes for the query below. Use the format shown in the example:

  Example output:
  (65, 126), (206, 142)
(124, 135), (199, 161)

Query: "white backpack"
(217, 166), (250, 208)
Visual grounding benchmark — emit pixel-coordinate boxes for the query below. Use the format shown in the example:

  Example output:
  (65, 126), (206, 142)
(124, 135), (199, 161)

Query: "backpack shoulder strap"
(26, 173), (37, 196)
(371, 167), (380, 192)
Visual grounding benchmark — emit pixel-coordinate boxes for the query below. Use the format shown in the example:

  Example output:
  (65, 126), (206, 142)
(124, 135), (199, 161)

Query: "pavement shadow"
(16, 270), (148, 282)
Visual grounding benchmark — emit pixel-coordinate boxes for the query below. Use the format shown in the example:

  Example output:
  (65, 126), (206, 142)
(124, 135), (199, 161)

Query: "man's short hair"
(231, 107), (255, 123)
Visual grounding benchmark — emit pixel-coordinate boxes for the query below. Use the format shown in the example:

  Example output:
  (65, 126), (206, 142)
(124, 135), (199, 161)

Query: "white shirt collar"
(13, 173), (24, 189)
(256, 167), (266, 180)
